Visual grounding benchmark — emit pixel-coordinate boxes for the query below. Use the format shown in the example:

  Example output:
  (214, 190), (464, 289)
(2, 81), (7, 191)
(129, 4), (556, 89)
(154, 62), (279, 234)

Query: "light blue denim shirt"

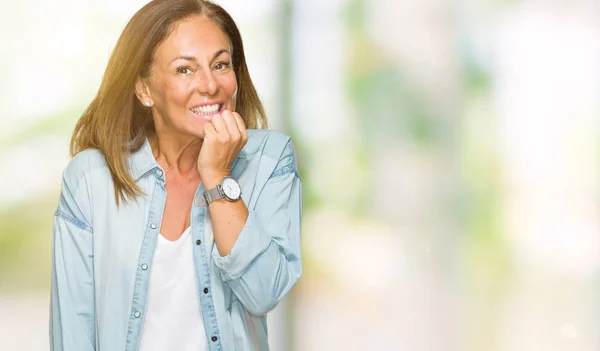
(50, 129), (302, 351)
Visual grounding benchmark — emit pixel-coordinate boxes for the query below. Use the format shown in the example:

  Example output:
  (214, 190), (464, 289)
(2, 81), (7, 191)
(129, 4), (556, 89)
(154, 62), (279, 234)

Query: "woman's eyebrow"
(170, 55), (197, 64)
(169, 49), (230, 65)
(211, 49), (230, 61)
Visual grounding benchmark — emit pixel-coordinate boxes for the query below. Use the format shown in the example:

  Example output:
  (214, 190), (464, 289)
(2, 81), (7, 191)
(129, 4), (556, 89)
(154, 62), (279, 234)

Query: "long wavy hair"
(70, 0), (267, 206)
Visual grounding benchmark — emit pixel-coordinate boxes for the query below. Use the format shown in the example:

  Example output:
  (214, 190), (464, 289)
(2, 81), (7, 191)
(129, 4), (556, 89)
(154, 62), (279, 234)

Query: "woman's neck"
(149, 133), (202, 177)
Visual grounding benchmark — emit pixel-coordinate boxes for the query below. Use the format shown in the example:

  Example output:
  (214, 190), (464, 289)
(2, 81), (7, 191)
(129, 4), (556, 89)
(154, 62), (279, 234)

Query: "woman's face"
(140, 15), (237, 139)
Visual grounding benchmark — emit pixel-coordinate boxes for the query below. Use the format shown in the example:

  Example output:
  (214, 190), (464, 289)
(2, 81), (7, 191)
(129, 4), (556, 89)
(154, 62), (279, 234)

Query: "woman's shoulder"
(62, 148), (109, 184)
(242, 129), (298, 179)
(244, 129), (294, 159)
(57, 148), (108, 225)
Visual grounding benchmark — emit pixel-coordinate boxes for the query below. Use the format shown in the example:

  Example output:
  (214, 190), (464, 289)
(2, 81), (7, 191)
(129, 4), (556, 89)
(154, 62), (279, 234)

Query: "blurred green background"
(1, 0), (599, 350)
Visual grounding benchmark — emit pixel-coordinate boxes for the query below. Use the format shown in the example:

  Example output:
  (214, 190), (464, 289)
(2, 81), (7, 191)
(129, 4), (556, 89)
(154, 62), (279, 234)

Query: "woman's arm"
(50, 172), (96, 351)
(211, 139), (302, 316)
(202, 173), (249, 257)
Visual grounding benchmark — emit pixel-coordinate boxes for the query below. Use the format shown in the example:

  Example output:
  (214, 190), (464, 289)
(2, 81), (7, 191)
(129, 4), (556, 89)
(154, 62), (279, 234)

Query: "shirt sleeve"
(211, 139), (302, 316)
(50, 172), (96, 351)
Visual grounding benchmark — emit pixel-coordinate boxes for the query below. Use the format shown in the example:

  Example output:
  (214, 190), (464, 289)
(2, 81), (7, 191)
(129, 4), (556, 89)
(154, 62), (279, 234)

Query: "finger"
(232, 112), (247, 132)
(211, 113), (229, 139)
(232, 112), (248, 142)
(222, 110), (241, 140)
(203, 122), (216, 139)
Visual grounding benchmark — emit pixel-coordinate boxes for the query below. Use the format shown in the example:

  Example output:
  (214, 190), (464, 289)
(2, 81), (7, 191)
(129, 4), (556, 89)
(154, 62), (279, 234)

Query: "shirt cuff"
(212, 211), (272, 281)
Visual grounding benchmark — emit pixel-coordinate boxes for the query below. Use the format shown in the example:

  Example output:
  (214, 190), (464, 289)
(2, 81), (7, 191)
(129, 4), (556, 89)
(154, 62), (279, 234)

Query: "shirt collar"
(129, 138), (160, 181)
(128, 138), (246, 181)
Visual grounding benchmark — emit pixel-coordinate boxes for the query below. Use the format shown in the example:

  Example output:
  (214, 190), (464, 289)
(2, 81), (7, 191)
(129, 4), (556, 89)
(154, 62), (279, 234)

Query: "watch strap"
(193, 185), (222, 207)
(205, 185), (222, 203)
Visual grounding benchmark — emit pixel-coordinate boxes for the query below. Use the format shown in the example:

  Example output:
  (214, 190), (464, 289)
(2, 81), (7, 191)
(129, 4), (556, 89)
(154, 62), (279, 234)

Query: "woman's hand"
(198, 110), (248, 187)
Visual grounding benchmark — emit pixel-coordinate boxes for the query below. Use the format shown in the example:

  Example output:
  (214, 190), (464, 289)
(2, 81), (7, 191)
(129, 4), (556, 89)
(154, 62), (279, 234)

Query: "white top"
(138, 227), (208, 351)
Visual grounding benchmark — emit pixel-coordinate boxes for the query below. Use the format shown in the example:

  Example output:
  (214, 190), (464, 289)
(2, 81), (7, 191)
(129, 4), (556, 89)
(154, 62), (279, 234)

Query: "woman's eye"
(177, 67), (192, 75)
(214, 61), (231, 71)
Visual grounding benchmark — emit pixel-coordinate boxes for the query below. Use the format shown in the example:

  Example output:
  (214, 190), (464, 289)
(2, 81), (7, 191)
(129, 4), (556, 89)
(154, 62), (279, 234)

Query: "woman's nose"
(196, 69), (218, 96)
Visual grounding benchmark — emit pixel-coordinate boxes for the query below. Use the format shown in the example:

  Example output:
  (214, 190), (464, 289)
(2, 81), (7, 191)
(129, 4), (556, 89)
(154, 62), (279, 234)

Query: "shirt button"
(134, 311), (141, 318)
(157, 169), (163, 177)
(141, 264), (148, 270)
(150, 223), (157, 229)
(211, 336), (218, 342)
(203, 288), (209, 294)
(196, 239), (201, 245)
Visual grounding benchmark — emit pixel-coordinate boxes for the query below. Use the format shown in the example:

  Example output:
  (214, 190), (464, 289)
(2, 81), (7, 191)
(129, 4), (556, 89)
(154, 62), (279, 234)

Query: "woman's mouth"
(190, 103), (224, 120)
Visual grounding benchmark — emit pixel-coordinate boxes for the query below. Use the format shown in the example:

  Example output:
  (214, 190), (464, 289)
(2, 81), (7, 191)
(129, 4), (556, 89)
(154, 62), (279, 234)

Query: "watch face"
(222, 177), (241, 200)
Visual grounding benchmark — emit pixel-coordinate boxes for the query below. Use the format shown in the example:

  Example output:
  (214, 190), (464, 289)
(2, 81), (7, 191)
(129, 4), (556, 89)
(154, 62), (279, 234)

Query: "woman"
(50, 1), (302, 350)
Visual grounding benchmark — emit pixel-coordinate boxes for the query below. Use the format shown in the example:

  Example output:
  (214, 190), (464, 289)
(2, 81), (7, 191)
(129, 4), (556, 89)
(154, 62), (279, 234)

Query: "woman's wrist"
(201, 170), (230, 189)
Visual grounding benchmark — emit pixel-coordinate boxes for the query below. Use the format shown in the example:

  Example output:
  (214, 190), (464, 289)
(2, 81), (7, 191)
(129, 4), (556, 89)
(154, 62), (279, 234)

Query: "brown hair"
(70, 0), (267, 205)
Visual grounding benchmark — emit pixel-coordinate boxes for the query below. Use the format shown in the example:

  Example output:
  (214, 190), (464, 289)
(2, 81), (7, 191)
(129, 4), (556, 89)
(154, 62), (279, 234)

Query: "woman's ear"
(135, 78), (152, 107)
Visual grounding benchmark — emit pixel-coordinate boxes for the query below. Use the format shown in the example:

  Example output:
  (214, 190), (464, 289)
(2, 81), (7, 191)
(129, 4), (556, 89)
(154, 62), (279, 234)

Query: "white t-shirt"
(138, 227), (208, 351)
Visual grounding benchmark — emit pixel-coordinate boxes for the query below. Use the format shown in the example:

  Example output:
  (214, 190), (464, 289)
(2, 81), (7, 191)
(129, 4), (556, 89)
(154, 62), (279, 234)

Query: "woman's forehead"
(156, 16), (231, 61)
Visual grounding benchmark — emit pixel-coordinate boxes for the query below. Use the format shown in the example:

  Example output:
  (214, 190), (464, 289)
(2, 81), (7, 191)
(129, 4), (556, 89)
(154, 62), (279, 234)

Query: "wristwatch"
(194, 176), (241, 207)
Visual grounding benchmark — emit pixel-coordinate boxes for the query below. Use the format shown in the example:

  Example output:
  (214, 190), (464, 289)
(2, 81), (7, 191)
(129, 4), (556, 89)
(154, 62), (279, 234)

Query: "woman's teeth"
(191, 104), (220, 115)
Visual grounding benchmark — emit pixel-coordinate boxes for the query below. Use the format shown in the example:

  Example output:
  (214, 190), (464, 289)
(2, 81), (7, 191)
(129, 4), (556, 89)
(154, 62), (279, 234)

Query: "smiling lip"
(190, 102), (225, 120)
